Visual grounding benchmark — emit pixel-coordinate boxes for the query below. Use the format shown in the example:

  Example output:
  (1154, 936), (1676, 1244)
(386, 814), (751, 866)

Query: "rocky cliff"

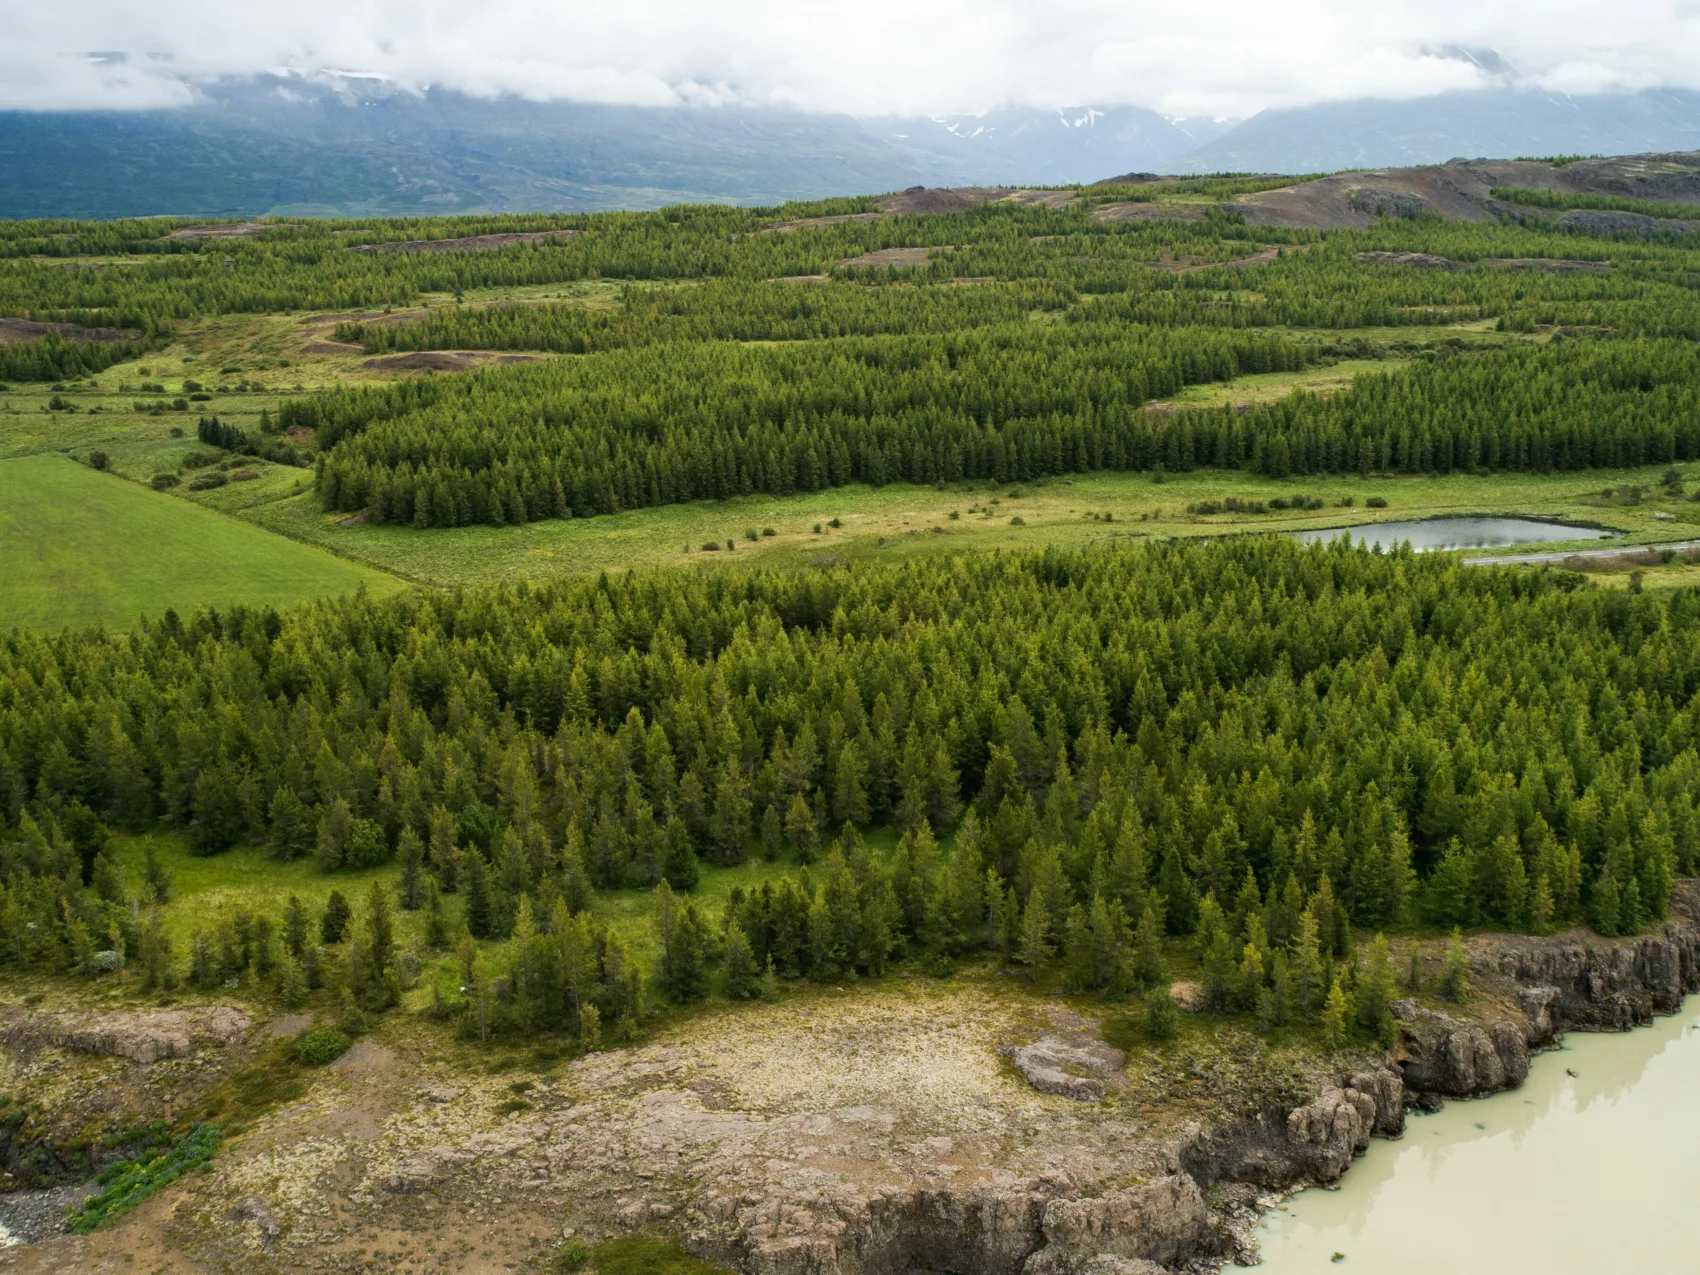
(7, 888), (1700, 1275)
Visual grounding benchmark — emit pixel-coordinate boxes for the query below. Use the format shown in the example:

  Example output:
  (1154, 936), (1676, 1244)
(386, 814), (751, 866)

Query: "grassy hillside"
(0, 453), (403, 631)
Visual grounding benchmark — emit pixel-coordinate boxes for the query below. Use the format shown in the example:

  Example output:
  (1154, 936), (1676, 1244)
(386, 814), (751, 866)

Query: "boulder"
(1007, 1039), (1125, 1102)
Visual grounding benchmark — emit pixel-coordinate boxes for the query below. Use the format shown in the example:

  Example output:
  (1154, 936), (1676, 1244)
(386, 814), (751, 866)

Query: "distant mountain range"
(5, 76), (1700, 219)
(1167, 88), (1700, 175)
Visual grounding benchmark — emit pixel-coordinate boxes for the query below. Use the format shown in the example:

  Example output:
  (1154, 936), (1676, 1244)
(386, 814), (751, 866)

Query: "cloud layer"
(7, 0), (1700, 116)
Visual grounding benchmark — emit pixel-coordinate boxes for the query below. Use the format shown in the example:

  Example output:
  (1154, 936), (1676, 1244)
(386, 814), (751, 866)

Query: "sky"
(4, 0), (1700, 117)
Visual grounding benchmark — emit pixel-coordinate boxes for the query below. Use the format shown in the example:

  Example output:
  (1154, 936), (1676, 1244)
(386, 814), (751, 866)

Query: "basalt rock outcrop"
(1179, 1066), (1404, 1191)
(1389, 886), (1700, 1103)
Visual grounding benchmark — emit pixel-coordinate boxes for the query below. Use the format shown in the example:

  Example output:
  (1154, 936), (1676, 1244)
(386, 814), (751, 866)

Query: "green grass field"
(239, 462), (1700, 588)
(0, 453), (404, 631)
(5, 301), (1698, 630)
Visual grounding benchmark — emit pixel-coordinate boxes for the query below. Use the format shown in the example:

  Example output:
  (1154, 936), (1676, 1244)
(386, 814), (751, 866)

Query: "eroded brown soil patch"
(360, 351), (546, 373)
(839, 247), (932, 270)
(350, 231), (575, 255)
(164, 223), (276, 242)
(0, 317), (139, 345)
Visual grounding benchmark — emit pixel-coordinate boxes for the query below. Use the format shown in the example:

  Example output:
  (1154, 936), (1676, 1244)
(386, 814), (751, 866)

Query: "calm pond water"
(1292, 516), (1615, 553)
(1250, 995), (1700, 1273)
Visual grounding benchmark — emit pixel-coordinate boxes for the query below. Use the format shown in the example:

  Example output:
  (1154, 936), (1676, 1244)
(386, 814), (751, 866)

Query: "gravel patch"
(0, 1181), (98, 1244)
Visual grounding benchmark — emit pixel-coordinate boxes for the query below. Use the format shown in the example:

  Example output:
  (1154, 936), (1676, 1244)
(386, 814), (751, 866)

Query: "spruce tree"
(1062, 904), (1092, 992)
(723, 920), (760, 999)
(316, 798), (352, 873)
(784, 793), (818, 860)
(1157, 847), (1197, 935)
(321, 890), (351, 944)
(1321, 979), (1349, 1049)
(665, 899), (709, 1002)
(1592, 871), (1621, 938)
(1292, 902), (1323, 1012)
(143, 843), (173, 904)
(268, 786), (313, 861)
(1357, 934), (1396, 1047)
(462, 851), (494, 940)
(662, 816), (700, 891)
(1133, 903), (1165, 988)
(1017, 889), (1051, 979)
(424, 878), (448, 948)
(397, 828), (426, 910)
(365, 881), (395, 991)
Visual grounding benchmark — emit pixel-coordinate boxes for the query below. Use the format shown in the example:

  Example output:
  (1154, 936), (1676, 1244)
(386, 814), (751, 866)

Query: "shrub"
(150, 473), (180, 490)
(1009, 515), (1026, 526)
(229, 470), (261, 482)
(294, 1027), (350, 1066)
(827, 516), (842, 528)
(812, 522), (823, 534)
(701, 541), (720, 552)
(1143, 984), (1178, 1041)
(345, 817), (387, 868)
(187, 473), (228, 491)
(744, 528), (759, 541)
(180, 450), (221, 469)
(1366, 495), (1388, 508)
(948, 510), (960, 520)
(555, 1240), (591, 1272)
(66, 1124), (221, 1233)
(188, 392), (213, 402)
(761, 527), (776, 537)
(86, 451), (110, 471)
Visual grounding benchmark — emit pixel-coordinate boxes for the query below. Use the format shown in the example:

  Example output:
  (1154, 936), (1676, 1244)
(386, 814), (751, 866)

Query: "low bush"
(66, 1123), (221, 1234)
(186, 473), (228, 491)
(293, 1028), (350, 1067)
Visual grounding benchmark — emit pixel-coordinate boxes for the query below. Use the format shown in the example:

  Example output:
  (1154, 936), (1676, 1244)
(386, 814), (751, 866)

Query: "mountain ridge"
(6, 78), (1700, 218)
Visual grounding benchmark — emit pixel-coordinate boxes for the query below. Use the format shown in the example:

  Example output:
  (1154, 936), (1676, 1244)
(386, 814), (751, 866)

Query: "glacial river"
(1250, 995), (1700, 1272)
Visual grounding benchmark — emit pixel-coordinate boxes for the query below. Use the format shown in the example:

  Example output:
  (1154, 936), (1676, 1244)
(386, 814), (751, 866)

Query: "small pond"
(1292, 516), (1615, 553)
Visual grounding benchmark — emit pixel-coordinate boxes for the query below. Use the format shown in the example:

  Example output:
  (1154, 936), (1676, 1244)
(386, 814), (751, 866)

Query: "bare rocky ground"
(1231, 150), (1700, 232)
(3, 884), (1700, 1275)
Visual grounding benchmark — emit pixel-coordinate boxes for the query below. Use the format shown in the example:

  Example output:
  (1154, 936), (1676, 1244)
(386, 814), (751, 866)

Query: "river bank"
(2, 886), (1699, 1274)
(1253, 993), (1700, 1272)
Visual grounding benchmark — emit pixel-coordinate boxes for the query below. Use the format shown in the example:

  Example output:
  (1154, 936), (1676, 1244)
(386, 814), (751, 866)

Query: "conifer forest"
(6, 167), (1700, 1070)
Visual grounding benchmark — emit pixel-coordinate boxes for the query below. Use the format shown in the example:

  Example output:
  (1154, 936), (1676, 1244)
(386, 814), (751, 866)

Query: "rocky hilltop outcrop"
(1226, 150), (1700, 232)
